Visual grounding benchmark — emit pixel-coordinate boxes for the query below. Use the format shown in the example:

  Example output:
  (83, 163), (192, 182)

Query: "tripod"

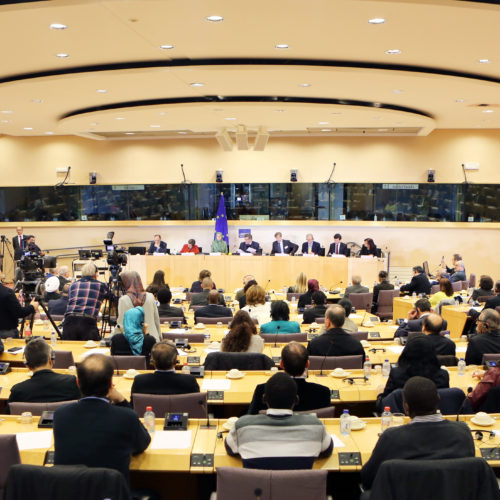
(0, 235), (14, 275)
(100, 269), (124, 339)
(19, 290), (62, 339)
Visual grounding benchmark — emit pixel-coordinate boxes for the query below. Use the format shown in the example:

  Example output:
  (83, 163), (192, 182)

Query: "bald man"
(422, 313), (456, 356)
(194, 289), (232, 321)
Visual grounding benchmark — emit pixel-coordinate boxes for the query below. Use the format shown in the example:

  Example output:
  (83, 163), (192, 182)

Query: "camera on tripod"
(16, 254), (56, 301)
(104, 237), (127, 279)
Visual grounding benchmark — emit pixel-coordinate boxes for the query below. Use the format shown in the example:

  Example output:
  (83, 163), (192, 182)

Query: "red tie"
(20, 236), (23, 249)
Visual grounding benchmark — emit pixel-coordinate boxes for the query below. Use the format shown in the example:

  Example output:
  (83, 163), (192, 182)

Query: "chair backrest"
(480, 386), (500, 413)
(430, 284), (440, 294)
(0, 435), (20, 498)
(110, 355), (146, 370)
(469, 273), (476, 288)
(185, 292), (192, 302)
(348, 292), (373, 311)
(132, 392), (207, 418)
(451, 281), (462, 292)
(435, 298), (455, 316)
(204, 352), (275, 371)
(437, 354), (458, 367)
(296, 406), (335, 418)
(309, 355), (363, 370)
(482, 353), (500, 364)
(190, 305), (205, 311)
(477, 296), (491, 303)
(377, 289), (400, 307)
(461, 280), (469, 290)
(8, 400), (78, 416)
(349, 331), (368, 341)
(159, 316), (185, 324)
(195, 316), (233, 325)
(286, 293), (301, 301)
(50, 314), (65, 323)
(260, 333), (307, 343)
(162, 332), (206, 343)
(52, 350), (75, 369)
(215, 467), (328, 500)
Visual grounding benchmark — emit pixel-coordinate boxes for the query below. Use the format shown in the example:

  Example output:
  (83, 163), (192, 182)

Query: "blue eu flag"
(215, 193), (229, 244)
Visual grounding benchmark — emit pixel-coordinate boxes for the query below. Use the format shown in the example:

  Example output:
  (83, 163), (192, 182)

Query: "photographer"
(24, 235), (44, 256)
(63, 262), (108, 341)
(0, 279), (39, 338)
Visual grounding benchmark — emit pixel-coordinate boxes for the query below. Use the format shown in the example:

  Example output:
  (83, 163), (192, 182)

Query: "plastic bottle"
(457, 358), (466, 376)
(381, 406), (393, 433)
(412, 292), (417, 300)
(203, 332), (210, 344)
(24, 320), (32, 338)
(144, 406), (155, 433)
(51, 331), (57, 347)
(182, 363), (190, 374)
(382, 359), (391, 377)
(363, 356), (372, 380)
(340, 409), (351, 437)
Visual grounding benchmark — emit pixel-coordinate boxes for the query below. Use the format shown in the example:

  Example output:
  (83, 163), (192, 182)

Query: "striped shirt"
(65, 277), (108, 318)
(225, 409), (333, 469)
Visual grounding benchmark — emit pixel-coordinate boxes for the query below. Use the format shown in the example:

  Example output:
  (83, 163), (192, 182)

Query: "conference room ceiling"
(0, 0), (499, 142)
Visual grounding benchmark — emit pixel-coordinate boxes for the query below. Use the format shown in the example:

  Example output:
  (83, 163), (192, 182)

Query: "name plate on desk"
(339, 452), (362, 466)
(369, 332), (380, 338)
(181, 253), (195, 256)
(209, 252), (222, 256)
(274, 253), (290, 257)
(191, 454), (214, 467)
(481, 448), (500, 460)
(302, 254), (317, 258)
(207, 390), (224, 401)
(330, 254), (346, 258)
(187, 356), (201, 364)
(330, 389), (340, 400)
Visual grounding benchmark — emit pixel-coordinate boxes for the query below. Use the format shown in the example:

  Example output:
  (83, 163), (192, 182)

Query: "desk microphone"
(273, 325), (280, 348)
(318, 341), (334, 377)
(343, 376), (369, 384)
(455, 387), (473, 421)
(200, 398), (215, 429)
(254, 488), (262, 499)
(264, 279), (271, 292)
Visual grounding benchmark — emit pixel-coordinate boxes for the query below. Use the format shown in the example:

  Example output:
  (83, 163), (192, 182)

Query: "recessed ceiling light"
(478, 59), (491, 64)
(150, 124), (161, 127)
(378, 128), (389, 132)
(455, 99), (465, 103)
(321, 129), (332, 132)
(206, 15), (223, 22)
(369, 18), (385, 24)
(160, 44), (174, 50)
(1, 120), (10, 123)
(392, 89), (403, 94)
(50, 23), (67, 30)
(385, 49), (401, 55)
(23, 127), (33, 130)
(159, 112), (167, 116)
(299, 83), (311, 87)
(275, 44), (289, 49)
(96, 89), (107, 93)
(45, 131), (54, 135)
(482, 109), (494, 113)
(190, 82), (204, 87)
(1, 110), (13, 114)
(31, 99), (43, 103)
(319, 121), (329, 125)
(56, 53), (69, 58)
(275, 109), (285, 113)
(115, 117), (125, 120)
(125, 132), (135, 135)
(224, 117), (236, 120)
(178, 131), (187, 134)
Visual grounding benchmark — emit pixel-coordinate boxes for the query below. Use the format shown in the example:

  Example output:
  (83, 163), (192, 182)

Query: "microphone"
(456, 387), (473, 421)
(274, 325), (280, 348)
(254, 488), (263, 499)
(200, 399), (215, 429)
(264, 279), (271, 291)
(180, 164), (192, 185)
(343, 376), (369, 384)
(318, 340), (334, 377)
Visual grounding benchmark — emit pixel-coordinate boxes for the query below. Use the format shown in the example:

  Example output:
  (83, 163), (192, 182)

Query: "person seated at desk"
(394, 298), (445, 338)
(338, 298), (358, 333)
(298, 278), (319, 310)
(359, 237), (378, 257)
(235, 274), (255, 302)
(483, 280), (500, 310)
(372, 270), (394, 313)
(301, 233), (321, 255)
(194, 290), (232, 321)
(190, 277), (226, 306)
(110, 306), (156, 366)
(361, 376), (475, 491)
(53, 354), (151, 483)
(288, 272), (307, 294)
(238, 278), (258, 309)
(221, 310), (264, 354)
(211, 231), (228, 254)
(131, 340), (199, 396)
(271, 231), (298, 255)
(400, 266), (431, 296)
(48, 283), (70, 315)
(307, 304), (365, 360)
(260, 300), (300, 333)
(441, 253), (465, 278)
(180, 238), (200, 254)
(248, 343), (331, 414)
(343, 275), (369, 299)
(238, 233), (261, 254)
(146, 269), (167, 298)
(8, 338), (80, 409)
(302, 291), (328, 324)
(225, 372), (333, 469)
(147, 233), (168, 254)
(422, 313), (456, 356)
(468, 365), (500, 411)
(190, 269), (216, 293)
(157, 287), (186, 323)
(429, 278), (454, 310)
(241, 285), (271, 325)
(57, 266), (71, 291)
(465, 309), (500, 365)
(376, 334), (449, 412)
(451, 260), (466, 283)
(471, 275), (495, 302)
(327, 233), (350, 257)
(43, 275), (61, 302)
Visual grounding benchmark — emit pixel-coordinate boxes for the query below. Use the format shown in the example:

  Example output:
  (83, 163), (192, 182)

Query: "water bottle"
(43, 320), (50, 334)
(382, 359), (391, 377)
(363, 357), (372, 380)
(203, 332), (210, 344)
(412, 292), (416, 300)
(144, 406), (155, 433)
(454, 298), (460, 308)
(51, 331), (57, 347)
(381, 406), (393, 433)
(340, 409), (351, 437)
(457, 358), (466, 376)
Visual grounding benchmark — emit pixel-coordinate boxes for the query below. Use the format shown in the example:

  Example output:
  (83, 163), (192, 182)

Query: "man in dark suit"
(302, 291), (328, 324)
(372, 270), (395, 313)
(190, 277), (226, 306)
(147, 234), (168, 254)
(394, 298), (447, 338)
(131, 341), (199, 397)
(238, 234), (261, 254)
(194, 290), (232, 321)
(8, 338), (80, 409)
(12, 226), (27, 261)
(24, 235), (43, 256)
(301, 233), (321, 255)
(54, 354), (151, 483)
(271, 232), (298, 255)
(307, 305), (365, 362)
(327, 233), (350, 257)
(465, 309), (500, 365)
(400, 266), (431, 296)
(0, 281), (38, 338)
(483, 281), (500, 311)
(361, 376), (475, 490)
(48, 283), (69, 315)
(422, 313), (456, 356)
(248, 342), (330, 414)
(157, 287), (186, 322)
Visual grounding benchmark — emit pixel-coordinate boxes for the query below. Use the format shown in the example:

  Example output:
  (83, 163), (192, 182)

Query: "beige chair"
(195, 316), (233, 325)
(349, 292), (373, 312)
(132, 392), (207, 417)
(9, 400), (78, 416)
(375, 289), (400, 320)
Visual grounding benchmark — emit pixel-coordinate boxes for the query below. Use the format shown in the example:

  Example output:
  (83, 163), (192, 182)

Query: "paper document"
(181, 253), (195, 257)
(330, 434), (346, 448)
(8, 347), (25, 355)
(168, 329), (187, 334)
(16, 431), (53, 451)
(150, 430), (192, 450)
(201, 379), (231, 391)
(456, 346), (467, 353)
(79, 348), (110, 360)
(274, 253), (290, 257)
(388, 346), (404, 354)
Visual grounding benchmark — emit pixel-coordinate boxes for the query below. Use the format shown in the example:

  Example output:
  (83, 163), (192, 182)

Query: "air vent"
(88, 130), (209, 140)
(305, 127), (422, 136)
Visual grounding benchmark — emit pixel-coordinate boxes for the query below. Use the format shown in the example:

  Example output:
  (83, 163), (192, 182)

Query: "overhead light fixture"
(482, 109), (494, 113)
(50, 23), (67, 30)
(206, 15), (223, 22)
(235, 125), (249, 150)
(385, 49), (401, 55)
(150, 124), (161, 127)
(160, 44), (174, 49)
(319, 121), (329, 125)
(23, 127), (33, 130)
(96, 89), (107, 93)
(190, 82), (204, 87)
(224, 117), (236, 120)
(215, 129), (233, 151)
(275, 44), (289, 49)
(125, 132), (135, 135)
(478, 59), (490, 64)
(56, 53), (69, 58)
(299, 83), (311, 87)
(368, 18), (385, 24)
(254, 127), (269, 151)
(45, 131), (54, 135)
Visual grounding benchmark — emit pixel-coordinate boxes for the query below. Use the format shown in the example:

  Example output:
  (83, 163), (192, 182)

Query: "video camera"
(16, 254), (57, 300)
(104, 236), (127, 279)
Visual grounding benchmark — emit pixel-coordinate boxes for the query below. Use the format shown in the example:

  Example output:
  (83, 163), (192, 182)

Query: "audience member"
(472, 275), (495, 302)
(43, 276), (61, 302)
(248, 343), (330, 414)
(394, 298), (448, 338)
(0, 278), (38, 338)
(344, 275), (369, 299)
(180, 238), (200, 254)
(468, 365), (500, 411)
(191, 277), (226, 307)
(441, 253), (464, 276)
(157, 287), (186, 323)
(465, 309), (500, 365)
(422, 313), (456, 356)
(221, 310), (264, 353)
(235, 274), (254, 301)
(429, 278), (454, 308)
(359, 238), (378, 257)
(190, 269), (216, 293)
(238, 278), (257, 309)
(288, 272), (307, 294)
(483, 280), (500, 310)
(241, 285), (271, 325)
(57, 266), (71, 290)
(194, 290), (233, 321)
(338, 298), (358, 333)
(400, 266), (431, 296)
(211, 232), (229, 254)
(451, 260), (466, 282)
(260, 300), (301, 333)
(298, 278), (320, 309)
(302, 291), (328, 324)
(145, 270), (167, 297)
(372, 270), (394, 313)
(225, 372), (333, 469)
(48, 283), (70, 315)
(327, 233), (350, 257)
(301, 233), (321, 255)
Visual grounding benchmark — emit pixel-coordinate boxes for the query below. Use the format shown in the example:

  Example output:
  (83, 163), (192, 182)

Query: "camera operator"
(24, 235), (44, 256)
(0, 279), (39, 338)
(63, 262), (108, 341)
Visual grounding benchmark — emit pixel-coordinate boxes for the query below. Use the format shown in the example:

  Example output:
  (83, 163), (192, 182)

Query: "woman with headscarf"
(114, 271), (162, 342)
(210, 232), (228, 254)
(297, 278), (320, 310)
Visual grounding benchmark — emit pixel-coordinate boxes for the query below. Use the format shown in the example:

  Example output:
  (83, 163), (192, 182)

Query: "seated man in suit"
(361, 376), (475, 490)
(48, 283), (70, 316)
(483, 280), (500, 311)
(190, 277), (226, 307)
(343, 275), (369, 299)
(226, 372), (333, 469)
(271, 232), (298, 255)
(372, 270), (394, 313)
(451, 260), (466, 283)
(465, 309), (500, 365)
(147, 234), (168, 254)
(327, 233), (350, 257)
(131, 340), (199, 396)
(248, 342), (330, 414)
(238, 233), (261, 254)
(54, 354), (151, 482)
(422, 313), (456, 356)
(307, 305), (365, 361)
(157, 287), (186, 323)
(8, 338), (80, 409)
(194, 290), (233, 321)
(400, 266), (431, 296)
(301, 233), (321, 255)
(394, 298), (447, 338)
(302, 290), (328, 324)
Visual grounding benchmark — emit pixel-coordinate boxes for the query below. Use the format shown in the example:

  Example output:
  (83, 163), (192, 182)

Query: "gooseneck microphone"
(200, 399), (215, 429)
(318, 340), (335, 377)
(455, 387), (473, 422)
(273, 325), (280, 348)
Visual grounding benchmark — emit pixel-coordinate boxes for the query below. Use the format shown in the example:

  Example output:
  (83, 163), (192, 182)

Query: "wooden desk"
(441, 304), (470, 339)
(392, 297), (415, 322)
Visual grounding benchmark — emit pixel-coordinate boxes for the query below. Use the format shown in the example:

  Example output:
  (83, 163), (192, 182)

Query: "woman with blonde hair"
(288, 272), (307, 294)
(222, 310), (264, 353)
(241, 285), (272, 325)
